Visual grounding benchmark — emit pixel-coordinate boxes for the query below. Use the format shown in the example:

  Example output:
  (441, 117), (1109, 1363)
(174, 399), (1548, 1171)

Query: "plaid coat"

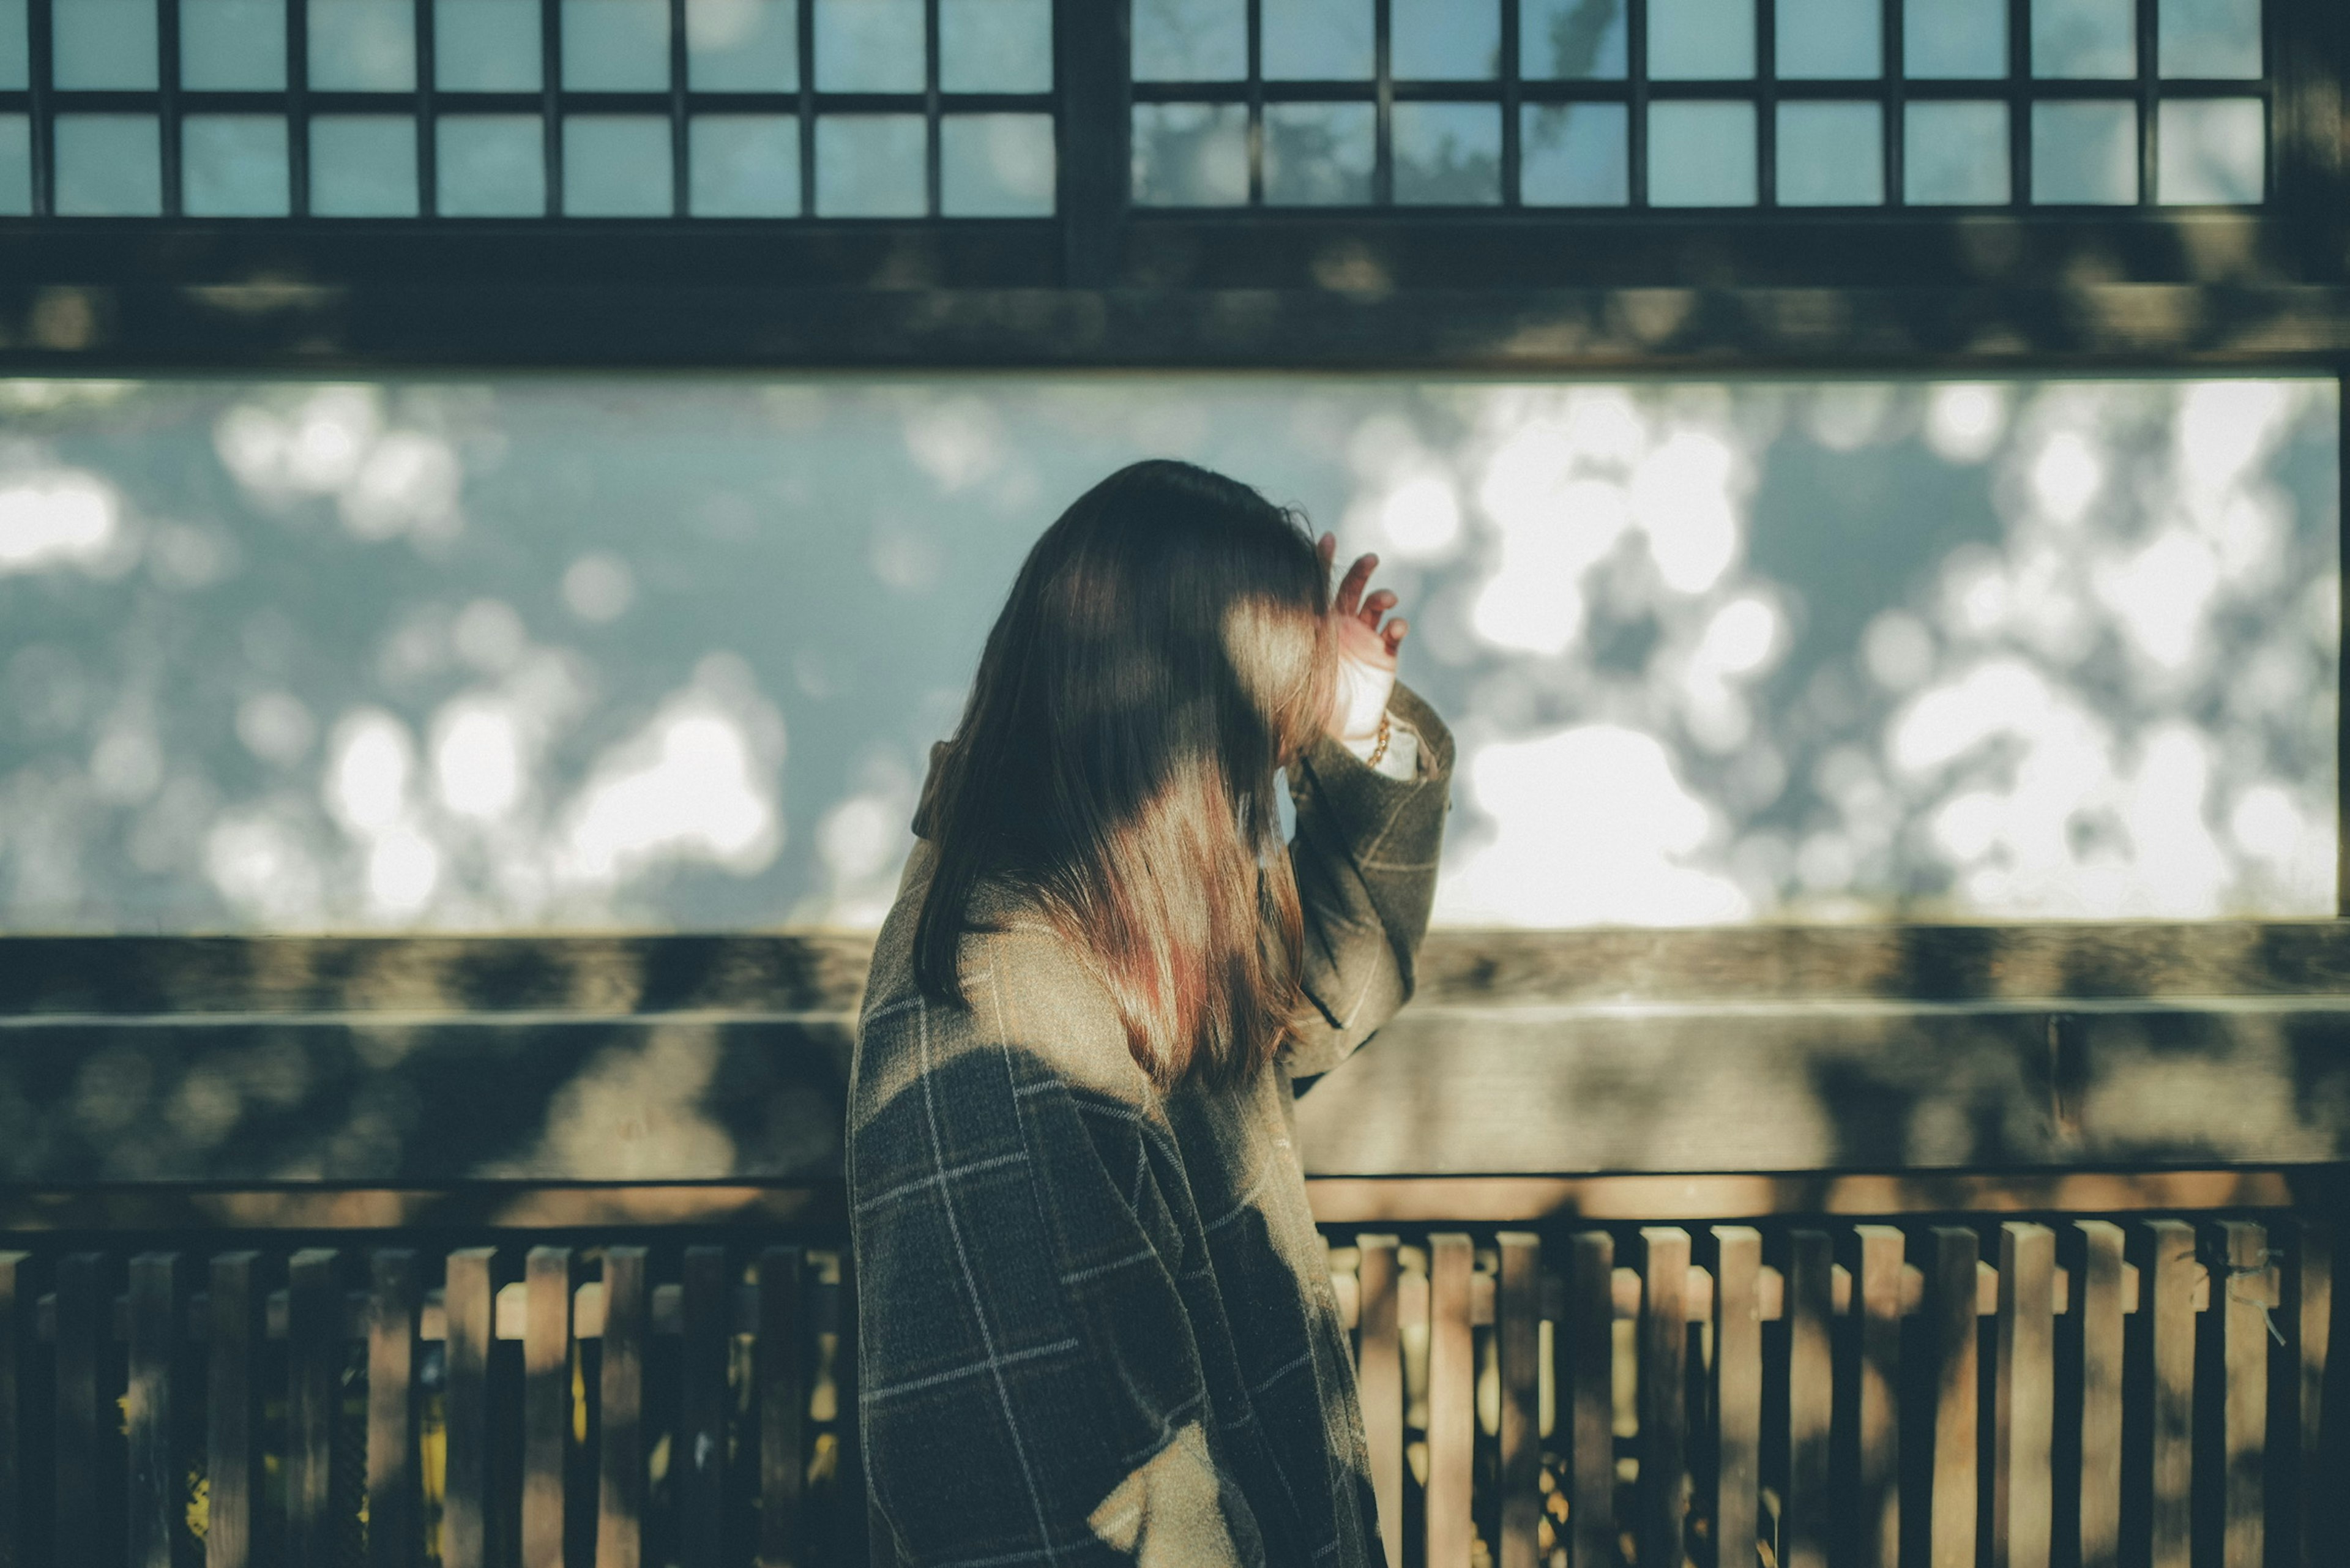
(849, 682), (1454, 1568)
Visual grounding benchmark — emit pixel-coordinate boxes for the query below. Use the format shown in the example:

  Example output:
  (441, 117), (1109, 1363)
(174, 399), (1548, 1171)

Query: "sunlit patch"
(203, 811), (324, 924)
(325, 709), (416, 834)
(2028, 430), (2105, 525)
(903, 397), (1004, 493)
(1632, 431), (1739, 594)
(2094, 532), (2218, 671)
(1860, 610), (1936, 692)
(2174, 380), (2291, 495)
(1375, 472), (1462, 559)
(212, 386), (463, 545)
(0, 473), (122, 575)
(432, 700), (525, 820)
(1924, 383), (2007, 463)
(366, 826), (442, 917)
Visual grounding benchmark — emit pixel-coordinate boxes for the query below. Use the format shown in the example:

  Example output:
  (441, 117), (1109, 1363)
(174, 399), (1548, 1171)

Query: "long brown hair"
(912, 459), (1337, 1090)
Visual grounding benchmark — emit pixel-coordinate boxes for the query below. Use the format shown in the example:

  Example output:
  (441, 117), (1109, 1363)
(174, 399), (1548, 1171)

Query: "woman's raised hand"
(1319, 531), (1409, 742)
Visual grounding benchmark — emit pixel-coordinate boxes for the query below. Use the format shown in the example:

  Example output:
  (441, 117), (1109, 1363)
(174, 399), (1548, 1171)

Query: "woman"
(849, 459), (1452, 1567)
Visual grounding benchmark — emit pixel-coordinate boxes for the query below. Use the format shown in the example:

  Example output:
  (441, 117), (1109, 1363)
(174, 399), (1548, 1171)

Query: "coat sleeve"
(1278, 678), (1455, 1080)
(851, 997), (1267, 1567)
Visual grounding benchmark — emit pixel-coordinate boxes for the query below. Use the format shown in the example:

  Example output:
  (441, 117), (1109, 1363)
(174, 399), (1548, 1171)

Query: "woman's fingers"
(1382, 616), (1409, 654)
(1334, 550), (1377, 618)
(1359, 588), (1397, 629)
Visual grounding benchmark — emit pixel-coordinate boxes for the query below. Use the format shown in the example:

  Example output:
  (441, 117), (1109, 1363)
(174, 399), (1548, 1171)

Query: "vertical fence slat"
(523, 1247), (571, 1568)
(598, 1246), (647, 1568)
(287, 1249), (339, 1568)
(756, 1246), (805, 1568)
(1994, 1222), (2054, 1568)
(834, 1250), (866, 1567)
(1497, 1233), (1541, 1568)
(681, 1245), (728, 1568)
(2297, 1220), (2332, 1568)
(368, 1250), (420, 1568)
(2073, 1221), (2125, 1568)
(1711, 1226), (1761, 1568)
(442, 1247), (496, 1568)
(1927, 1226), (1980, 1568)
(1354, 1236), (1403, 1568)
(1568, 1231), (1614, 1567)
(207, 1252), (259, 1568)
(2142, 1218), (2196, 1568)
(53, 1252), (99, 1568)
(1784, 1229), (1832, 1568)
(2213, 1220), (2267, 1568)
(127, 1252), (177, 1568)
(1638, 1228), (1690, 1568)
(1854, 1224), (1904, 1568)
(0, 1252), (20, 1568)
(1425, 1234), (1474, 1568)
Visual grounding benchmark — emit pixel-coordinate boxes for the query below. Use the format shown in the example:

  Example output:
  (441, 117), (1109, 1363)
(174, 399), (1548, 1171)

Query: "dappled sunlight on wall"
(0, 373), (2332, 930)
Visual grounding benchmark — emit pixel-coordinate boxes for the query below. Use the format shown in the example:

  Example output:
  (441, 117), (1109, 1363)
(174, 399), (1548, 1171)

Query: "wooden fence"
(0, 1209), (2332, 1568)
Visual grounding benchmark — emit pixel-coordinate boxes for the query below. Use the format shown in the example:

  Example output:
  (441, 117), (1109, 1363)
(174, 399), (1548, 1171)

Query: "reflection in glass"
(0, 116), (29, 214)
(53, 114), (161, 214)
(182, 115), (291, 216)
(1649, 100), (1756, 204)
(2160, 0), (2259, 78)
(310, 0), (414, 89)
(1904, 0), (2004, 78)
(1262, 0), (1373, 81)
(939, 0), (1053, 92)
(1393, 103), (1501, 204)
(565, 116), (672, 215)
(814, 0), (925, 92)
(1392, 0), (1499, 80)
(687, 0), (797, 89)
(1130, 102), (1247, 204)
(1520, 102), (1628, 204)
(690, 114), (800, 215)
(53, 0), (159, 89)
(436, 0), (543, 90)
(1777, 101), (1881, 204)
(184, 0), (287, 89)
(1776, 0), (1878, 79)
(1521, 0), (1625, 80)
(564, 0), (671, 91)
(940, 114), (1054, 215)
(2158, 98), (2262, 203)
(1903, 100), (2008, 202)
(436, 114), (547, 214)
(1263, 102), (1374, 204)
(2032, 101), (2135, 203)
(1648, 0), (1753, 80)
(2032, 0), (2133, 78)
(814, 114), (927, 215)
(310, 115), (420, 215)
(1132, 0), (1246, 81)
(0, 0), (23, 89)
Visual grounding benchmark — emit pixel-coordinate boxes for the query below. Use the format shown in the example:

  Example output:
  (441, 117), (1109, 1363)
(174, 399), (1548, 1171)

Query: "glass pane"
(0, 0), (23, 89)
(53, 114), (161, 214)
(310, 114), (420, 215)
(689, 113), (800, 214)
(182, 114), (291, 216)
(1775, 100), (1881, 203)
(1647, 100), (1756, 204)
(53, 0), (158, 89)
(1133, 0), (1245, 81)
(1520, 102), (1627, 204)
(435, 114), (546, 214)
(1392, 102), (1501, 204)
(2158, 97), (2262, 203)
(939, 0), (1052, 92)
(311, 0), (417, 90)
(2032, 100), (2135, 202)
(1262, 0), (1373, 81)
(1521, 0), (1626, 80)
(2160, 0), (2259, 78)
(1263, 102), (1373, 204)
(1648, 0), (1754, 80)
(1904, 0), (2005, 77)
(814, 0), (923, 92)
(184, 0), (286, 89)
(564, 0), (670, 90)
(2034, 0), (2134, 78)
(940, 113), (1053, 215)
(435, 0), (542, 91)
(813, 113), (925, 215)
(1392, 0), (1499, 80)
(1129, 102), (1246, 204)
(1903, 99), (2008, 201)
(1775, 0), (1878, 79)
(0, 114), (28, 214)
(686, 0), (797, 89)
(564, 114), (671, 215)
